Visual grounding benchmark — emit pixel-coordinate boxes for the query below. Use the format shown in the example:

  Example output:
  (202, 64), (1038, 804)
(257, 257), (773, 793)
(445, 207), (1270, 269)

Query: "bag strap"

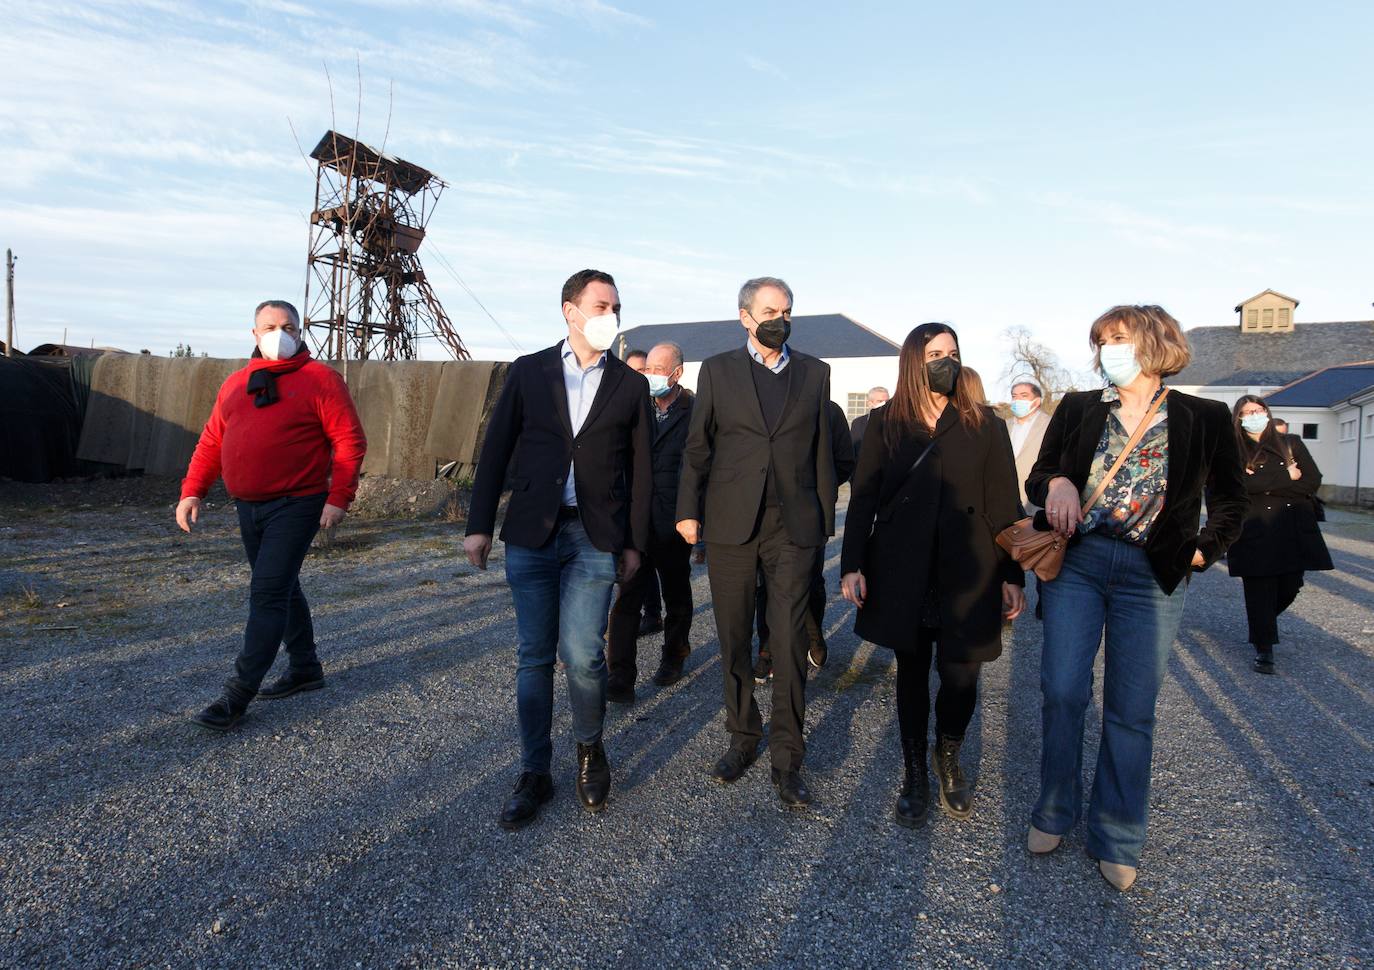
(877, 436), (938, 519)
(1079, 388), (1169, 517)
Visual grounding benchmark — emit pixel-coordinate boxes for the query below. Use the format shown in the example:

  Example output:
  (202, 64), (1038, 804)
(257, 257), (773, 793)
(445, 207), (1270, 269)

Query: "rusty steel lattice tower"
(302, 130), (470, 360)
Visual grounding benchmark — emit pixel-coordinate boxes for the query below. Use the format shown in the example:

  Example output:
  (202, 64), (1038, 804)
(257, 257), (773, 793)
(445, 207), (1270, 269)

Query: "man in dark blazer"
(465, 269), (651, 830)
(607, 341), (696, 699)
(676, 276), (837, 808)
(848, 386), (889, 455)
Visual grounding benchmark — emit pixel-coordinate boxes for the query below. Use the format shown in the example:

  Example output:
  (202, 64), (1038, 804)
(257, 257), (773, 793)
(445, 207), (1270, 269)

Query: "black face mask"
(926, 356), (961, 396)
(751, 313), (791, 350)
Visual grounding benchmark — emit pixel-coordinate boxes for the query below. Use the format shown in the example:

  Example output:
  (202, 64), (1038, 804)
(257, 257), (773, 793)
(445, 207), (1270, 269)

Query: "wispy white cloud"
(743, 55), (789, 81)
(1033, 192), (1274, 253)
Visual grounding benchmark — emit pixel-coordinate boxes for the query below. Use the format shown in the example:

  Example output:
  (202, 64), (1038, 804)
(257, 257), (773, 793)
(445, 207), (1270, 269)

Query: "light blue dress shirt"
(747, 339), (790, 373)
(560, 340), (606, 506)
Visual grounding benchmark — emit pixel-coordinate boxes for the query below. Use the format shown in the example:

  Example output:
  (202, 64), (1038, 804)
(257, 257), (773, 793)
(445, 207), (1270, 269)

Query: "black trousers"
(754, 554), (827, 657)
(1241, 571), (1305, 648)
(895, 628), (982, 743)
(607, 532), (693, 684)
(707, 506), (818, 771)
(230, 492), (326, 695)
(642, 570), (662, 620)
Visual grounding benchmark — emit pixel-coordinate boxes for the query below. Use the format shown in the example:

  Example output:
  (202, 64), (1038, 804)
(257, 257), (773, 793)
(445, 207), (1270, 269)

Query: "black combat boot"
(895, 737), (929, 828)
(932, 735), (973, 820)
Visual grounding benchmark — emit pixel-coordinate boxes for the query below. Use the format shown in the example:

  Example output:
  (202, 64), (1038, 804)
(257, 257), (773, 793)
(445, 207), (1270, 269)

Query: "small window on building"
(847, 393), (868, 420)
(1277, 307), (1291, 329)
(1246, 308), (1259, 329)
(1302, 423), (1319, 441)
(1261, 308), (1275, 329)
(1340, 420), (1357, 442)
(1365, 414), (1374, 437)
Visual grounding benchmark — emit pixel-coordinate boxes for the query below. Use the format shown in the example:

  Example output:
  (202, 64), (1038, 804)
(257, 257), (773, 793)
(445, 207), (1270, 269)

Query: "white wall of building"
(1173, 384), (1282, 409)
(1267, 406), (1341, 483)
(678, 354), (899, 415)
(1334, 394), (1374, 500)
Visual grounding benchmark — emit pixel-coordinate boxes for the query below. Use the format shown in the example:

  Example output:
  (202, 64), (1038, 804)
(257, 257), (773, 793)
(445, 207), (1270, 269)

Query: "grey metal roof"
(616, 314), (900, 362)
(1265, 363), (1374, 408)
(1172, 320), (1374, 386)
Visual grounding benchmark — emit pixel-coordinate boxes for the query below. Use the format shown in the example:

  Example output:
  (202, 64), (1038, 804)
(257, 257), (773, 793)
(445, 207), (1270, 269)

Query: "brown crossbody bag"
(996, 390), (1168, 582)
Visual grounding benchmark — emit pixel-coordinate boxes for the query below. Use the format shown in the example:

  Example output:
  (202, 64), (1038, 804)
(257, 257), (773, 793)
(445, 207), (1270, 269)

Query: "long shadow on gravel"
(1170, 625), (1374, 905)
(2, 585), (526, 827)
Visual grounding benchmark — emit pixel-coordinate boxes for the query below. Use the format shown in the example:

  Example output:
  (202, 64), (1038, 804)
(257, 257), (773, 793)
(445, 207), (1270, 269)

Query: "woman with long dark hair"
(1227, 395), (1332, 674)
(840, 323), (1025, 828)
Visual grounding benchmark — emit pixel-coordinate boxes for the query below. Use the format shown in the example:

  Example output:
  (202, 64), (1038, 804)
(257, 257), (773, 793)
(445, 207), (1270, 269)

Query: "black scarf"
(246, 369), (280, 408)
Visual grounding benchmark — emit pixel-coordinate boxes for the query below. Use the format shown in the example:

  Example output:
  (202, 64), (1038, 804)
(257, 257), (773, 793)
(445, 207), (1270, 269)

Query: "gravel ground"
(1, 478), (1371, 968)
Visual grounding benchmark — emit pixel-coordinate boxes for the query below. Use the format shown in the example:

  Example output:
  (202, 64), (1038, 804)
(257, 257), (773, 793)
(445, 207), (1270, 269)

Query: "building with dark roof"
(1255, 361), (1374, 506)
(1171, 288), (1374, 407)
(616, 313), (901, 420)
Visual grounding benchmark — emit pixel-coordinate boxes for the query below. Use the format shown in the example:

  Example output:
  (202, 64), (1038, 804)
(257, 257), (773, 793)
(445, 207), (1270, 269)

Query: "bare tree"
(1001, 326), (1078, 404)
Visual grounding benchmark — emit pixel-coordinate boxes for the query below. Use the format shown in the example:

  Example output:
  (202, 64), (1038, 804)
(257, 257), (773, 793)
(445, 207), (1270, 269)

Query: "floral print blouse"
(1080, 385), (1169, 545)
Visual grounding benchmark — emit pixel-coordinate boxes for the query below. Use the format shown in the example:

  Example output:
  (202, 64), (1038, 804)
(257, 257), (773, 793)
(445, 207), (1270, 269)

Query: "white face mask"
(1009, 399), (1036, 418)
(1240, 413), (1270, 435)
(1099, 343), (1141, 387)
(258, 328), (298, 361)
(572, 305), (619, 352)
(647, 374), (675, 398)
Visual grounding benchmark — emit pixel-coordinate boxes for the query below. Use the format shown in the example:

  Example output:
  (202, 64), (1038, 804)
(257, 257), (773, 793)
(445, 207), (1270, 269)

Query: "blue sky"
(3, 0), (1371, 391)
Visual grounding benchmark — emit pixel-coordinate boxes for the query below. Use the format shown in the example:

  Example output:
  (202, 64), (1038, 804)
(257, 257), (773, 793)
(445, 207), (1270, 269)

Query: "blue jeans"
(231, 492), (326, 695)
(1032, 532), (1188, 867)
(504, 518), (618, 775)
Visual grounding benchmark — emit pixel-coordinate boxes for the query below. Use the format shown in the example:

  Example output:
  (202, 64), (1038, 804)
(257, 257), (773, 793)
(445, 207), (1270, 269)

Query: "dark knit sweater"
(750, 360), (790, 507)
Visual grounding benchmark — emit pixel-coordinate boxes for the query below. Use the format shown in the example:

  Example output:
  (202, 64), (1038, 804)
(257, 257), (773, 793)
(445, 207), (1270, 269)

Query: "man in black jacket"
(607, 341), (695, 700)
(465, 269), (651, 830)
(676, 276), (837, 808)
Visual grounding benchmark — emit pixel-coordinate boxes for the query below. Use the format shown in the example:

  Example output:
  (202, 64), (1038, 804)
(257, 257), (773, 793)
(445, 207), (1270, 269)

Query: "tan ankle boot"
(1099, 861), (1138, 891)
(1027, 825), (1062, 854)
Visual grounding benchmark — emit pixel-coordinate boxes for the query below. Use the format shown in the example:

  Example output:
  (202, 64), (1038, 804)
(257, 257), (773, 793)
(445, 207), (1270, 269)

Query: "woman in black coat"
(841, 323), (1025, 828)
(1228, 395), (1332, 674)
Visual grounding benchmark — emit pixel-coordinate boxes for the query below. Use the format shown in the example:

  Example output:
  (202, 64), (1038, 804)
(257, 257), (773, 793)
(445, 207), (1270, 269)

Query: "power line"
(427, 243), (525, 355)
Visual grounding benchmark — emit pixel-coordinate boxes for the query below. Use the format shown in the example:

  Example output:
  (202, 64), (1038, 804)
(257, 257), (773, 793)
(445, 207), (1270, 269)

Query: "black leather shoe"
(771, 767), (812, 809)
(576, 742), (611, 812)
(808, 636), (828, 670)
(258, 667), (325, 700)
(606, 680), (636, 705)
(498, 772), (554, 830)
(1254, 649), (1276, 675)
(932, 735), (973, 820)
(895, 737), (929, 828)
(192, 685), (254, 732)
(637, 613), (663, 637)
(651, 659), (684, 687)
(753, 652), (772, 684)
(711, 744), (758, 784)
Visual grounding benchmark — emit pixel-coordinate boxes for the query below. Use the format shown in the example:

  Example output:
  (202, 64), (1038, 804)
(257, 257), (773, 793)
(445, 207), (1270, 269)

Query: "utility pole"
(4, 249), (14, 358)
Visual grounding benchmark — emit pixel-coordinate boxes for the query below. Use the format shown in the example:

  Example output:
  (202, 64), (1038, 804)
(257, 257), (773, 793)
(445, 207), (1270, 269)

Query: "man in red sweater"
(176, 300), (366, 731)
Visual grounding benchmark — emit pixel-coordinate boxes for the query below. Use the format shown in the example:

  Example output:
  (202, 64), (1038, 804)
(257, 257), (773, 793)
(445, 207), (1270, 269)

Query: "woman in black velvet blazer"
(1023, 305), (1247, 893)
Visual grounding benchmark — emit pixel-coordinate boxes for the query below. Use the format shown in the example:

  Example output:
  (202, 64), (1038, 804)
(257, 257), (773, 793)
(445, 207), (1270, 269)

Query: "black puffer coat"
(1226, 434), (1332, 577)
